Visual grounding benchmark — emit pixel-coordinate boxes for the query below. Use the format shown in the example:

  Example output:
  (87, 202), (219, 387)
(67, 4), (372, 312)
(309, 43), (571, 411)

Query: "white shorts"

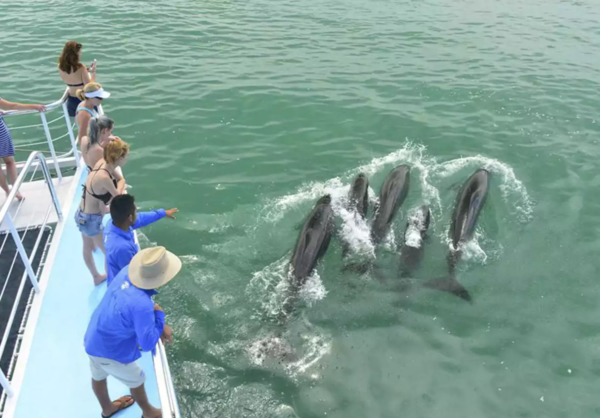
(89, 355), (146, 389)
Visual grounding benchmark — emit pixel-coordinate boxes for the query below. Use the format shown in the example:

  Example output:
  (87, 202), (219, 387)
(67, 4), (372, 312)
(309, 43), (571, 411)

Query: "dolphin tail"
(422, 276), (472, 302)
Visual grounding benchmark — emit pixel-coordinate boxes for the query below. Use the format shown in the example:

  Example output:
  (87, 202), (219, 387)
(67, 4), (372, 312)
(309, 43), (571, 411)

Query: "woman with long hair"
(75, 140), (129, 284)
(58, 41), (97, 117)
(80, 115), (118, 171)
(75, 82), (111, 145)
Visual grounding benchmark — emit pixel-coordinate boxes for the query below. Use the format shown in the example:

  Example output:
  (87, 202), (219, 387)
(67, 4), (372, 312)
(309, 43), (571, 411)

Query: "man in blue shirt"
(104, 194), (177, 285)
(85, 246), (181, 418)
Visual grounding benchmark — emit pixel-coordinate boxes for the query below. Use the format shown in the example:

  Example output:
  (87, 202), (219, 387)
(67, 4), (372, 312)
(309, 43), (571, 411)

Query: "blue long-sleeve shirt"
(103, 209), (166, 285)
(84, 268), (164, 363)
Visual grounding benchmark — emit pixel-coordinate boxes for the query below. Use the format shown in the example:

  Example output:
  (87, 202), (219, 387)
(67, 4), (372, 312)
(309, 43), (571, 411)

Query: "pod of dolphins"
(282, 166), (491, 318)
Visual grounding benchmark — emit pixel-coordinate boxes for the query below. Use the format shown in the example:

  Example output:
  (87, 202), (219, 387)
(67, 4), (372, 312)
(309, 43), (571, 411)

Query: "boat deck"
(4, 170), (161, 418)
(0, 226), (51, 390)
(0, 177), (75, 233)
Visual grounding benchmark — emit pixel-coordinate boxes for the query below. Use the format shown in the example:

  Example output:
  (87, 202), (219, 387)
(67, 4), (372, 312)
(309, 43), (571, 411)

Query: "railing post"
(39, 112), (62, 181)
(5, 215), (41, 294)
(36, 154), (63, 221)
(0, 369), (14, 398)
(62, 102), (80, 166)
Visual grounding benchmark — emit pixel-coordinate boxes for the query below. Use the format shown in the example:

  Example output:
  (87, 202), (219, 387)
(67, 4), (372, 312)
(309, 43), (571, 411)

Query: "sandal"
(101, 395), (135, 418)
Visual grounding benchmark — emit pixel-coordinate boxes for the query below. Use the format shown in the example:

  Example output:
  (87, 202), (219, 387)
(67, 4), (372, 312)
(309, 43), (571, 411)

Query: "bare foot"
(93, 273), (107, 286)
(101, 395), (134, 418)
(3, 190), (24, 201)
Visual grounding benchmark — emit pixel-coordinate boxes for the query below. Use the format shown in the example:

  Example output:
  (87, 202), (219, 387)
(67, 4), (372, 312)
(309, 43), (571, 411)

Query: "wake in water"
(245, 141), (533, 374)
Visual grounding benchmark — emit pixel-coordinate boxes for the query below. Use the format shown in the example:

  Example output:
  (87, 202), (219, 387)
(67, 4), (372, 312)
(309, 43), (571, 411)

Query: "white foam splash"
(246, 331), (331, 380)
(403, 207), (428, 248)
(298, 271), (328, 305)
(433, 155), (533, 222)
(247, 336), (295, 366)
(459, 232), (488, 264)
(283, 333), (331, 377)
(381, 227), (397, 252)
(337, 205), (376, 258)
(247, 257), (328, 318)
(265, 142), (432, 222)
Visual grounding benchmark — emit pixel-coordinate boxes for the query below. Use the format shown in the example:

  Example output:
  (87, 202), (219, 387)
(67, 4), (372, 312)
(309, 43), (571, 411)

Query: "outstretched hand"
(165, 208), (178, 219)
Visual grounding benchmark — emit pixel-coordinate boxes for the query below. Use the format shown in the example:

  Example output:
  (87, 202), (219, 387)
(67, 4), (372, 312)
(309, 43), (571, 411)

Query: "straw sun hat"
(129, 246), (182, 289)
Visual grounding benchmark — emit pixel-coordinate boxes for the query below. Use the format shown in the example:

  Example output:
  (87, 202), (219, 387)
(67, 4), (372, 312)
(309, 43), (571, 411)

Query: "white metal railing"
(1, 87), (84, 172)
(0, 152), (62, 398)
(154, 340), (181, 418)
(0, 86), (180, 417)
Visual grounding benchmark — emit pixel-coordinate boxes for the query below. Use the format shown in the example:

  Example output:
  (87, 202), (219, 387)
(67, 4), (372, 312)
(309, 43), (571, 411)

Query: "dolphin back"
(449, 169), (490, 247)
(348, 173), (369, 219)
(290, 196), (334, 284)
(371, 165), (410, 242)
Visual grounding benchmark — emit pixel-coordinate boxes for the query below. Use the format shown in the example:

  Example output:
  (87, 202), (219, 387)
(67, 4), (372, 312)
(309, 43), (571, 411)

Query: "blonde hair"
(104, 139), (130, 165)
(76, 82), (103, 101)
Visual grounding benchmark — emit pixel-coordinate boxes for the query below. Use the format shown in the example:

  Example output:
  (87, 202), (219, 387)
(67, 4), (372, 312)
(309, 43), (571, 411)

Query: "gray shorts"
(75, 208), (103, 237)
(89, 355), (146, 389)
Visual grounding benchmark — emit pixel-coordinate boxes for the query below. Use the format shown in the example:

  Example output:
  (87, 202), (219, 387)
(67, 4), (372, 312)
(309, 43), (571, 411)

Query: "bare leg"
(92, 233), (106, 255)
(91, 379), (134, 417)
(82, 234), (106, 285)
(3, 156), (23, 200)
(131, 384), (162, 418)
(0, 162), (9, 196)
(92, 233), (108, 277)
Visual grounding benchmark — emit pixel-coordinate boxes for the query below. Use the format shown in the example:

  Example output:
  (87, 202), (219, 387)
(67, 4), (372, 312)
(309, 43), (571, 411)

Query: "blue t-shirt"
(103, 209), (166, 285)
(84, 268), (164, 363)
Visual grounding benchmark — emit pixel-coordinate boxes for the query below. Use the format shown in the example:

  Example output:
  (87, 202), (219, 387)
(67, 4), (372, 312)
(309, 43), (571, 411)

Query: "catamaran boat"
(0, 89), (181, 417)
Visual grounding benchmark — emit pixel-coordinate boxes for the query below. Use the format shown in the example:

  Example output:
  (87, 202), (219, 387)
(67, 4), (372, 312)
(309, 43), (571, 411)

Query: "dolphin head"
(475, 168), (492, 178)
(349, 173), (369, 218)
(318, 194), (332, 205)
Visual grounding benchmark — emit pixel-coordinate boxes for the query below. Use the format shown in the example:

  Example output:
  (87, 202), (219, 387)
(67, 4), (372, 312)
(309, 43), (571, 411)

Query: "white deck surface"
(0, 177), (76, 232)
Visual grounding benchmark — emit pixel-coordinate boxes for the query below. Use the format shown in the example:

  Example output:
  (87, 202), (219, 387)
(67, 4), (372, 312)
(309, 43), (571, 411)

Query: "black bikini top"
(83, 165), (118, 205)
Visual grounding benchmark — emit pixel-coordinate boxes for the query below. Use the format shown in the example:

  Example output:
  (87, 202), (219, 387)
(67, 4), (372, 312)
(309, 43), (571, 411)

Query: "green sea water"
(2, 0), (600, 417)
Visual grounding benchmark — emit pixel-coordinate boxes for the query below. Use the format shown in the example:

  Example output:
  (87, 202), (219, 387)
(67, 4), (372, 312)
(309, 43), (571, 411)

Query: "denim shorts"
(74, 208), (103, 237)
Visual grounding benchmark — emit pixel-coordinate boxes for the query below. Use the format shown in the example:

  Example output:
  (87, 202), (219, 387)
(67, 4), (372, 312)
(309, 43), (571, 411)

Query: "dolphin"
(423, 168), (491, 301)
(370, 165), (411, 245)
(399, 205), (431, 279)
(348, 173), (369, 220)
(281, 195), (334, 319)
(341, 173), (369, 260)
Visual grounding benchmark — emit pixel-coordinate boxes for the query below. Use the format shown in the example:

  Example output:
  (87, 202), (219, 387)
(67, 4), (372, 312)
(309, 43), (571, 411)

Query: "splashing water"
(433, 155), (534, 222)
(259, 142), (532, 272)
(247, 256), (328, 320)
(403, 207), (429, 248)
(247, 327), (332, 380)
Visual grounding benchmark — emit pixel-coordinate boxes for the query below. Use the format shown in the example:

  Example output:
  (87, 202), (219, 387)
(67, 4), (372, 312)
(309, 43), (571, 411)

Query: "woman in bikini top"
(76, 140), (129, 286)
(74, 83), (111, 145)
(80, 140), (129, 216)
(58, 41), (97, 117)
